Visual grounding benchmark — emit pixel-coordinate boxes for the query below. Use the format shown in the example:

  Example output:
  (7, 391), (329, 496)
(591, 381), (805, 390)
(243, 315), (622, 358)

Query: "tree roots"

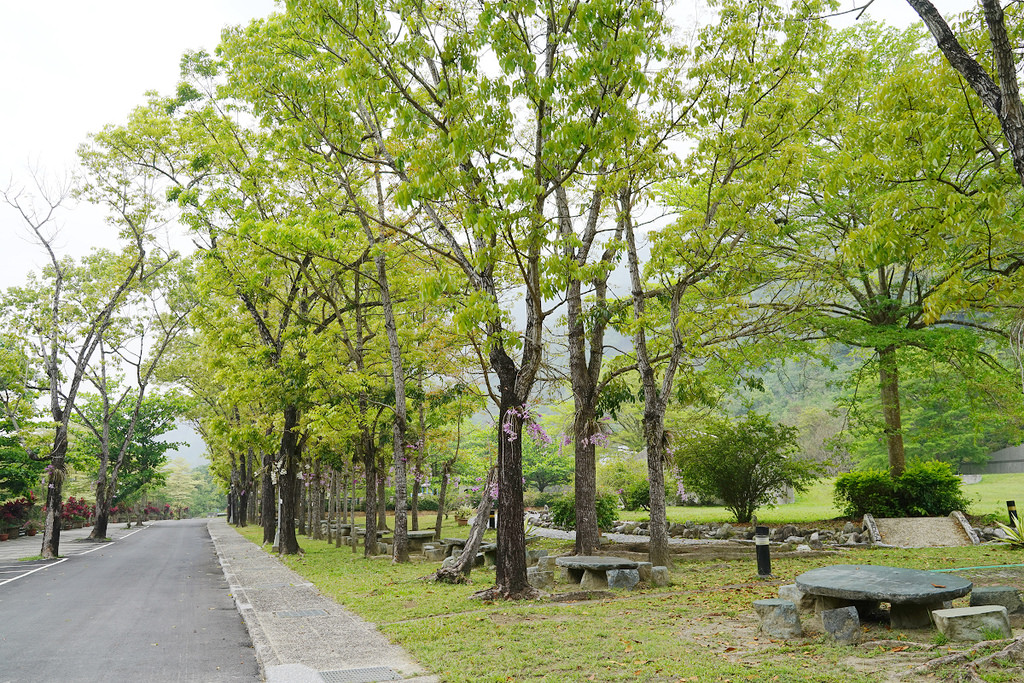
(469, 585), (543, 602)
(899, 636), (1023, 681)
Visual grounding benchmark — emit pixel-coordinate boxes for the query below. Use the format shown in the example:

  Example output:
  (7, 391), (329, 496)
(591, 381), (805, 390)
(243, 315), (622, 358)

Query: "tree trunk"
(572, 404), (600, 556)
(391, 416), (410, 563)
(91, 476), (112, 540)
(40, 438), (67, 559)
(492, 394), (530, 598)
(326, 468), (336, 544)
(311, 459), (324, 540)
(412, 394), (427, 532)
(334, 469), (343, 547)
(410, 478), (420, 531)
(643, 413), (671, 569)
(298, 464), (308, 536)
(432, 467), (496, 583)
(237, 450), (249, 528)
(377, 473), (388, 531)
(247, 448), (257, 524)
(261, 450), (276, 545)
(362, 440), (378, 558)
(351, 466), (359, 554)
(624, 197), (674, 570)
(878, 345), (906, 477)
(907, 0), (1024, 188)
(277, 405), (302, 555)
(558, 182), (617, 557)
(434, 461), (451, 542)
(566, 265), (600, 557)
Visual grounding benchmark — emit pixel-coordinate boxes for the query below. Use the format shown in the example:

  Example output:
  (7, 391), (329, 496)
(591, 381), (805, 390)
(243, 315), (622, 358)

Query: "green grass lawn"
(235, 512), (1024, 682)
(961, 473), (1024, 521)
(614, 473), (1024, 526)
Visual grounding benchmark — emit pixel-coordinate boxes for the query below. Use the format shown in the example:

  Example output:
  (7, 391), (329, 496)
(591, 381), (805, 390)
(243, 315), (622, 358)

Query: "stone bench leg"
(564, 567), (585, 585)
(580, 569), (609, 590)
(815, 597), (880, 620)
(890, 601), (944, 629)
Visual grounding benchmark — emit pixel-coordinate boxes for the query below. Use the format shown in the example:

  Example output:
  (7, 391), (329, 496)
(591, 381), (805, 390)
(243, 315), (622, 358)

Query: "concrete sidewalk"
(207, 518), (437, 683)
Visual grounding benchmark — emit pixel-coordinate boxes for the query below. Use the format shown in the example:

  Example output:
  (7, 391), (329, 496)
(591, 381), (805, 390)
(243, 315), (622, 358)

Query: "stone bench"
(440, 538), (467, 557)
(970, 586), (1024, 615)
(932, 605), (1012, 642)
(478, 543), (497, 567)
(554, 556), (640, 590)
(796, 564), (972, 629)
(753, 599), (802, 638)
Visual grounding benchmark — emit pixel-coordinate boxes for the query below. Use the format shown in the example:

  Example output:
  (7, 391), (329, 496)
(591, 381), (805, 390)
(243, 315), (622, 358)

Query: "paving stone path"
(207, 519), (436, 683)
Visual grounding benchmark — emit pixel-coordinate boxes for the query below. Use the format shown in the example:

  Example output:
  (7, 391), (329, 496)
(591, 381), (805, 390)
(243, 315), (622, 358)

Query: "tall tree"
(260, 0), (687, 599)
(1, 174), (173, 558)
(771, 23), (1022, 475)
(617, 0), (831, 567)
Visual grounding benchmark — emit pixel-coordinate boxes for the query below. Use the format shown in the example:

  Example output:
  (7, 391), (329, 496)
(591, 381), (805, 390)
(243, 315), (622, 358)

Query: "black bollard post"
(755, 525), (772, 577)
(1008, 500), (1018, 526)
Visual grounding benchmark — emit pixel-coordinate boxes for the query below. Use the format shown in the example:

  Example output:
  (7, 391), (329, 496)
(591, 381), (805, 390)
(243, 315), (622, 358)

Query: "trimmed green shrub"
(415, 496), (439, 512)
(899, 460), (971, 516)
(550, 491), (618, 531)
(523, 490), (559, 509)
(623, 479), (650, 511)
(834, 460), (970, 518)
(832, 470), (901, 518)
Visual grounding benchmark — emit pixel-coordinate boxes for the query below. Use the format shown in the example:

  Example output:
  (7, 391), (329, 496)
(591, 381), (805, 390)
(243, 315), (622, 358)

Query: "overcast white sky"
(0, 0), (976, 463)
(0, 0), (975, 288)
(0, 0), (278, 290)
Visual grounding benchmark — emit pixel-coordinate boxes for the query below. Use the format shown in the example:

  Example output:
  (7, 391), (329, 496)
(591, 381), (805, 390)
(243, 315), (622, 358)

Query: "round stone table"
(796, 564), (972, 629)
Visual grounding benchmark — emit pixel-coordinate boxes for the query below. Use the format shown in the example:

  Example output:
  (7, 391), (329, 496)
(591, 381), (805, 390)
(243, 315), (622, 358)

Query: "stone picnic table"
(555, 556), (640, 590)
(795, 564), (972, 628)
(439, 538), (467, 556)
(405, 530), (436, 552)
(353, 527), (391, 541)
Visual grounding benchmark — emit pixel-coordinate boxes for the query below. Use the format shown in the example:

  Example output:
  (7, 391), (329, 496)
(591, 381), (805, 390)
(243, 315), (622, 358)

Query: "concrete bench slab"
(932, 605), (1012, 642)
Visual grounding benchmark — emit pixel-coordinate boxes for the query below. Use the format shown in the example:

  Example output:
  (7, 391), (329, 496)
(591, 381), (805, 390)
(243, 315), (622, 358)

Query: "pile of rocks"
(973, 525), (1011, 542)
(606, 520), (872, 548)
(531, 510), (1012, 547)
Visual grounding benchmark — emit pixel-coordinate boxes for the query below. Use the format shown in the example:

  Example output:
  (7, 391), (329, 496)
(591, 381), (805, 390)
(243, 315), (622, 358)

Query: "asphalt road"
(0, 519), (259, 682)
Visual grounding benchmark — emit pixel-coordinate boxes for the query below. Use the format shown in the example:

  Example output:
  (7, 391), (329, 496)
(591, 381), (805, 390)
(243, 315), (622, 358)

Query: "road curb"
(206, 519), (436, 683)
(207, 520), (276, 680)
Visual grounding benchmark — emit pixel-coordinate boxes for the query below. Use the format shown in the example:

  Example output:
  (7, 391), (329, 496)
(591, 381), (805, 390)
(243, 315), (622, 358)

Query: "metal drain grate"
(319, 666), (403, 682)
(274, 608), (328, 618)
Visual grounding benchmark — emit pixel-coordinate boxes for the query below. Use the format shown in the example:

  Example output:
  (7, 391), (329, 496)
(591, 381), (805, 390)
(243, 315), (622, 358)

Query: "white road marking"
(0, 557), (68, 586)
(0, 526), (147, 586)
